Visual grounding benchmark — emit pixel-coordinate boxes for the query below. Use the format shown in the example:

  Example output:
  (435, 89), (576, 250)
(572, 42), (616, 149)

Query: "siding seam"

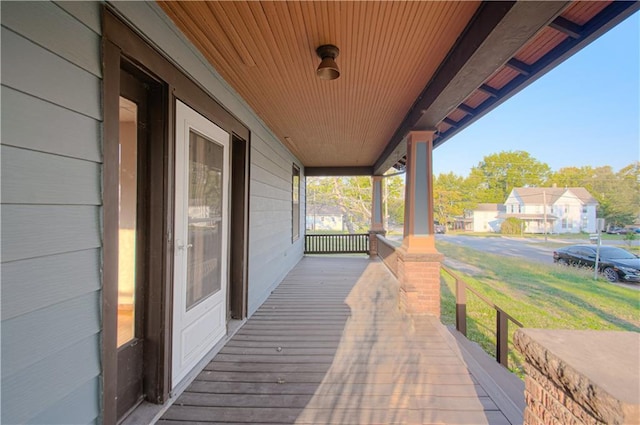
(0, 83), (103, 124)
(0, 25), (102, 78)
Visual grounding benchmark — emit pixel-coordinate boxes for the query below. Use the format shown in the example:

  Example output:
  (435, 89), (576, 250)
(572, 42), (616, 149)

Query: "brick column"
(397, 249), (444, 316)
(398, 130), (442, 316)
(369, 175), (386, 257)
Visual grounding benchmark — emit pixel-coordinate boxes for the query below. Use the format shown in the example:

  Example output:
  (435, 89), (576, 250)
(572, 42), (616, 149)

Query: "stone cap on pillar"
(514, 328), (640, 424)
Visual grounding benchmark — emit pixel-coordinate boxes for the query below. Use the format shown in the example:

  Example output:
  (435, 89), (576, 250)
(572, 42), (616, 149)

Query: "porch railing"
(305, 233), (370, 254)
(441, 265), (523, 368)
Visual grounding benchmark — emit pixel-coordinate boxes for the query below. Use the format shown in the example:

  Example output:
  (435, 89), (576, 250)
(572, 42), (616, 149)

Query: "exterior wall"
(472, 211), (502, 232)
(109, 3), (305, 317)
(1, 1), (305, 423)
(246, 134), (305, 315)
(1, 2), (103, 424)
(551, 201), (597, 234)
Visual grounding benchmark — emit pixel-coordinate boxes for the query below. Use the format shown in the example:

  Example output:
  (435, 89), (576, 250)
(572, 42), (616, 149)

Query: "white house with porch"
(502, 187), (598, 234)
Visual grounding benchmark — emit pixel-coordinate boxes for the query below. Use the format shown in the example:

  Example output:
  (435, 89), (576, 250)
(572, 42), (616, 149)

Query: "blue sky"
(433, 12), (639, 177)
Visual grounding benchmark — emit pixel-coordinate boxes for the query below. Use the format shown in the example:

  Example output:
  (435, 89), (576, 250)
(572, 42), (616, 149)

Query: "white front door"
(172, 100), (229, 388)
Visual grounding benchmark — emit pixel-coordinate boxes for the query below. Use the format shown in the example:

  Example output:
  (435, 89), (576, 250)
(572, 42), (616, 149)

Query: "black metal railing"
(441, 265), (523, 368)
(305, 233), (370, 254)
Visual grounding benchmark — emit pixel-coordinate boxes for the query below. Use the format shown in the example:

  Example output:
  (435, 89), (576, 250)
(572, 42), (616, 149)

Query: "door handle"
(177, 242), (193, 250)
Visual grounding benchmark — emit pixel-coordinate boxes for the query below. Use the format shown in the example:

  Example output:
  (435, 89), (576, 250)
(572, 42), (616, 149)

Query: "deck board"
(159, 257), (521, 424)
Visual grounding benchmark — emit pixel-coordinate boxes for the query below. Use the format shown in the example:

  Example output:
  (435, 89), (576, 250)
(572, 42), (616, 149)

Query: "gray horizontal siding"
(54, 1), (102, 35)
(1, 205), (101, 262)
(251, 149), (292, 182)
(1, 86), (101, 162)
(1, 145), (101, 205)
(1, 3), (102, 424)
(251, 164), (292, 193)
(2, 292), (101, 376)
(1, 1), (101, 76)
(247, 134), (304, 315)
(1, 249), (101, 321)
(1, 336), (101, 425)
(26, 377), (100, 425)
(1, 26), (101, 119)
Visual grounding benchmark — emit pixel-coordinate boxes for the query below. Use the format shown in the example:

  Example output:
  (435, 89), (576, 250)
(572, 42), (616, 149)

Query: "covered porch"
(157, 256), (524, 425)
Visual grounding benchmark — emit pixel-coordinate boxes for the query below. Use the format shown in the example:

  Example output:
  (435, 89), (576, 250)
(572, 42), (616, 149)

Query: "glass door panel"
(186, 131), (224, 310)
(117, 96), (138, 347)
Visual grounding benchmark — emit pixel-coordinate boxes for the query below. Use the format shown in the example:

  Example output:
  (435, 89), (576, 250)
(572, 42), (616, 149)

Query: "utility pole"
(543, 189), (547, 242)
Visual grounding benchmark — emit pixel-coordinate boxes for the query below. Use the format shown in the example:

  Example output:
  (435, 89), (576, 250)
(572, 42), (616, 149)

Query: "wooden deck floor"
(158, 256), (523, 425)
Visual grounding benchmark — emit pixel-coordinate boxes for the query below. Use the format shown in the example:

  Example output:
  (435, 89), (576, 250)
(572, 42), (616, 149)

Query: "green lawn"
(437, 240), (640, 376)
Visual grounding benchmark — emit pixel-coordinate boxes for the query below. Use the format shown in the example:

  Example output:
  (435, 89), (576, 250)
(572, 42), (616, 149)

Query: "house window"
(292, 164), (300, 241)
(582, 207), (588, 213)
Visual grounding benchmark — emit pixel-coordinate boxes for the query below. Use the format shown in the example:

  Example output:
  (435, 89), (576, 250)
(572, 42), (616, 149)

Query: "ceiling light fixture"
(316, 44), (340, 80)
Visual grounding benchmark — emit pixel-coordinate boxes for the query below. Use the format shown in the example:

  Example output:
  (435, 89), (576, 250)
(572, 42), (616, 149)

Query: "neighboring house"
(472, 203), (506, 233)
(306, 204), (344, 231)
(502, 187), (599, 234)
(452, 213), (473, 231)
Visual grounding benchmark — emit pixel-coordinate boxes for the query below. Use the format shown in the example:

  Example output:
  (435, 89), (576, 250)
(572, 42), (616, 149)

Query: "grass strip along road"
(437, 240), (640, 377)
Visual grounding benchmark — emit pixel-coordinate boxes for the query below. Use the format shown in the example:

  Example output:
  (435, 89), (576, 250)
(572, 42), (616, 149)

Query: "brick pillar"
(515, 329), (640, 425)
(369, 175), (386, 257)
(397, 248), (443, 316)
(398, 130), (443, 316)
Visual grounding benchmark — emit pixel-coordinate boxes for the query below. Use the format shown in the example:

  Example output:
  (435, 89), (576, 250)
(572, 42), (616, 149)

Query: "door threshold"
(120, 318), (246, 425)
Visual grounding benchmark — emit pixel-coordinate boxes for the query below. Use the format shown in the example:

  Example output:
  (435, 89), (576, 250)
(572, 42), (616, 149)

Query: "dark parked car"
(607, 226), (624, 234)
(553, 245), (640, 283)
(606, 226), (640, 235)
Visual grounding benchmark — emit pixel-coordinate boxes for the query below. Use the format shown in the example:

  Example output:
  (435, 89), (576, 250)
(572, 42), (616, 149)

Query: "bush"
(624, 231), (637, 247)
(500, 217), (524, 235)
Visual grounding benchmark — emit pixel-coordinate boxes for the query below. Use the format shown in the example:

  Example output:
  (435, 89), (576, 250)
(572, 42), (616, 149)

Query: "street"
(437, 234), (557, 264)
(435, 234), (640, 290)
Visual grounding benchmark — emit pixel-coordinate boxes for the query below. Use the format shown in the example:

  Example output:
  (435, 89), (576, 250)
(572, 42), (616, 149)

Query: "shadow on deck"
(159, 256), (524, 424)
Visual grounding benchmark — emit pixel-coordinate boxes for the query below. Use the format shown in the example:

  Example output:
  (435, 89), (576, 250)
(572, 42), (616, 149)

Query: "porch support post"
(397, 130), (443, 316)
(369, 175), (386, 256)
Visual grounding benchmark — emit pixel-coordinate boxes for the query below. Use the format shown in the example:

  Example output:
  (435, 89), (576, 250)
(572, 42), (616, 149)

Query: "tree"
(548, 162), (640, 226)
(466, 151), (551, 203)
(307, 176), (372, 233)
(384, 175), (405, 227)
(433, 172), (475, 226)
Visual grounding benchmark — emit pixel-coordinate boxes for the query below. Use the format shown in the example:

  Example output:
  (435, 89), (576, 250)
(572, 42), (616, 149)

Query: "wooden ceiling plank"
(280, 4), (325, 147)
(206, 2), (256, 67)
(240, 1), (314, 158)
(160, 2), (250, 93)
(485, 67), (520, 91)
(562, 1), (611, 26)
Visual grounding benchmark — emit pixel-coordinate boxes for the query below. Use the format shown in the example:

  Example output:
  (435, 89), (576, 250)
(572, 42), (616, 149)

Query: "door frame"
(103, 7), (250, 424)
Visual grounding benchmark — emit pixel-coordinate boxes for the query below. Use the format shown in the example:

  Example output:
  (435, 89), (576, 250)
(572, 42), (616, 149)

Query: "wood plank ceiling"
(158, 1), (480, 168)
(158, 1), (639, 174)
